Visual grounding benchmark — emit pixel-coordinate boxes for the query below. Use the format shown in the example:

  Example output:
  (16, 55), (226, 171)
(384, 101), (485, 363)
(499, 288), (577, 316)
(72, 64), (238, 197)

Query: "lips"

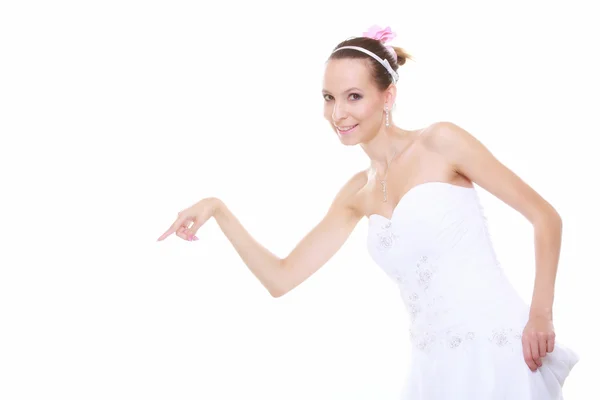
(336, 124), (358, 134)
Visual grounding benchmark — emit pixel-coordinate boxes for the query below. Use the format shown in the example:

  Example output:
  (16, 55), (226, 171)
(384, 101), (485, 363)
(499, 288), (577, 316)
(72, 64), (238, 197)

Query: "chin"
(338, 133), (363, 146)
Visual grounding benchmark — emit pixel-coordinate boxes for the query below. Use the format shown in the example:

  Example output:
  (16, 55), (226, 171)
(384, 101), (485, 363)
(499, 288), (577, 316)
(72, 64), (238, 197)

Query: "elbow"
(554, 213), (562, 229)
(533, 208), (562, 231)
(270, 279), (291, 298)
(269, 260), (289, 298)
(546, 209), (562, 227)
(533, 203), (562, 225)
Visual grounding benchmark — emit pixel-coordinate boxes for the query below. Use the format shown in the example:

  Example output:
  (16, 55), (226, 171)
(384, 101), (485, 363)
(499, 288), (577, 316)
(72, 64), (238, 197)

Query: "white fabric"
(367, 181), (579, 399)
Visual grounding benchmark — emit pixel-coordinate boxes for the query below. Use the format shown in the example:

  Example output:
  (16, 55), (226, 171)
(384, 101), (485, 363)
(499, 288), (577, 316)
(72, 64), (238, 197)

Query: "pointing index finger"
(157, 216), (186, 241)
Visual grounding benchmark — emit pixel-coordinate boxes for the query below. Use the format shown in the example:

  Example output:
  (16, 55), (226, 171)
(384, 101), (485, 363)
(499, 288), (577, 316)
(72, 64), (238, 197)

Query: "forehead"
(322, 58), (373, 92)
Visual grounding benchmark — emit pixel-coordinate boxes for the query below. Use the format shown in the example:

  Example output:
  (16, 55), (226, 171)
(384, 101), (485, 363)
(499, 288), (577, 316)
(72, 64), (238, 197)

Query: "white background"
(1, 0), (597, 398)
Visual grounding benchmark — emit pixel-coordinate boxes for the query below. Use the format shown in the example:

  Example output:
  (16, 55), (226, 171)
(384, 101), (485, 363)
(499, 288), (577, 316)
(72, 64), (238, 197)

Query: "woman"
(157, 25), (579, 399)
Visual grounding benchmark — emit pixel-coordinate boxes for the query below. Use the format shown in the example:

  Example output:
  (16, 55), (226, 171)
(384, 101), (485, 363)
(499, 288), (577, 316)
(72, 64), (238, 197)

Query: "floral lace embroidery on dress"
(366, 182), (579, 397)
(374, 221), (399, 253)
(409, 326), (524, 353)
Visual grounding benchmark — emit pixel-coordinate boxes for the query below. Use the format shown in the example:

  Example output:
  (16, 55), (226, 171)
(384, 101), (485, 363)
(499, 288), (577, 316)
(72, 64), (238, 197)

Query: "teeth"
(338, 124), (357, 131)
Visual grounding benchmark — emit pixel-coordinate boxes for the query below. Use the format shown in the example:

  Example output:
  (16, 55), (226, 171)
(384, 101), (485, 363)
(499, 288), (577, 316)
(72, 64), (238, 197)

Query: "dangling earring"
(385, 105), (390, 128)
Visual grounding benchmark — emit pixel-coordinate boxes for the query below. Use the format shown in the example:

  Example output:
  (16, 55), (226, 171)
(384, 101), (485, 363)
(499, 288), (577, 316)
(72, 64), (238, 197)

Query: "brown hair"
(328, 37), (413, 91)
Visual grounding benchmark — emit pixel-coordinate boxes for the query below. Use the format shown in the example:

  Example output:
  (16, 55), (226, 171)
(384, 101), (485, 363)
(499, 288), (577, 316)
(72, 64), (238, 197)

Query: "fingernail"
(192, 236), (199, 241)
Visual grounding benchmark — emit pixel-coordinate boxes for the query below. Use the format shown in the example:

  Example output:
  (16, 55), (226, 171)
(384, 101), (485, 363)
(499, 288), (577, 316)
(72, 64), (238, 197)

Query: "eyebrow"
(321, 87), (362, 94)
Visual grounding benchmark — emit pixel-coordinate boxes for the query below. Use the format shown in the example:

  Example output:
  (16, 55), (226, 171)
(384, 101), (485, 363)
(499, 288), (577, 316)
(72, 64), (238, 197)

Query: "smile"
(336, 124), (358, 134)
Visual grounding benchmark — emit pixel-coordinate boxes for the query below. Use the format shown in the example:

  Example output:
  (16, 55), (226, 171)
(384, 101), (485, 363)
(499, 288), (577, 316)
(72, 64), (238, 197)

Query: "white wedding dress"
(366, 181), (579, 399)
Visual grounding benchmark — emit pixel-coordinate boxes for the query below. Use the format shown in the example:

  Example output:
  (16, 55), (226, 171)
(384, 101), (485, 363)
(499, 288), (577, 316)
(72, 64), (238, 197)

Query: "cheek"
(323, 104), (333, 120)
(355, 103), (377, 122)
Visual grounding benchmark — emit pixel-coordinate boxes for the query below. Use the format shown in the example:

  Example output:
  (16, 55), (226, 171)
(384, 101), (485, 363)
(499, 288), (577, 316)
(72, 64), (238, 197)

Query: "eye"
(322, 93), (362, 101)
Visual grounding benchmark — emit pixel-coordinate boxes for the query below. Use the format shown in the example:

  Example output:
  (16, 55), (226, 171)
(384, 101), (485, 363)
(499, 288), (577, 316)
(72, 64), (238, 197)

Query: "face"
(322, 58), (392, 144)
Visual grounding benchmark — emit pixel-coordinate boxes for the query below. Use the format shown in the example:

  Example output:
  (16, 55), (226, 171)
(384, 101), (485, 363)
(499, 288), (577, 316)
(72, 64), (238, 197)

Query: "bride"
(157, 25), (579, 399)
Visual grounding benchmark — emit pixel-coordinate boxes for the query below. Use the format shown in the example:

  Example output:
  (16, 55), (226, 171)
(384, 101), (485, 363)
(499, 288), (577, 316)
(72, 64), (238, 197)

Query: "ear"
(384, 85), (397, 107)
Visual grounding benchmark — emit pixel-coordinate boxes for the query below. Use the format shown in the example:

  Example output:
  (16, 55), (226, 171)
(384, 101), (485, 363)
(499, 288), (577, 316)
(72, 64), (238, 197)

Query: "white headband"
(332, 46), (399, 84)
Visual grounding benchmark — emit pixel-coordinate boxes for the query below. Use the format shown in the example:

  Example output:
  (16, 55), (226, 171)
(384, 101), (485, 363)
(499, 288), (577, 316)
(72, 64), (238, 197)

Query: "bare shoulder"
(416, 121), (451, 146)
(418, 120), (560, 223)
(418, 120), (478, 156)
(329, 169), (369, 218)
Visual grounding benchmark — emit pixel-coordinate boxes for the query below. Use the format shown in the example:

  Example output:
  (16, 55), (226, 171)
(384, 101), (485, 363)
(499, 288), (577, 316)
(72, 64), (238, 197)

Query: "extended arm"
(212, 172), (366, 297)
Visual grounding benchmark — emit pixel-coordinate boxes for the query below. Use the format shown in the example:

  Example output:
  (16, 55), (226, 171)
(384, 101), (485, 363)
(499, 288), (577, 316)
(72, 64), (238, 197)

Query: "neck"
(362, 124), (413, 173)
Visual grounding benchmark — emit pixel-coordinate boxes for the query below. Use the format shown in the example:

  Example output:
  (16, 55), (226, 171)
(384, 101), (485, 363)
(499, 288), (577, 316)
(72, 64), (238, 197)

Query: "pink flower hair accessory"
(331, 24), (400, 84)
(363, 25), (397, 43)
(363, 25), (398, 62)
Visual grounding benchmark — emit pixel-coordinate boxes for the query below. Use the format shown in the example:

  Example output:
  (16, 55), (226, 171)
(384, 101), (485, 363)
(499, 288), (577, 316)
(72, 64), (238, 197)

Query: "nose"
(331, 101), (348, 123)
